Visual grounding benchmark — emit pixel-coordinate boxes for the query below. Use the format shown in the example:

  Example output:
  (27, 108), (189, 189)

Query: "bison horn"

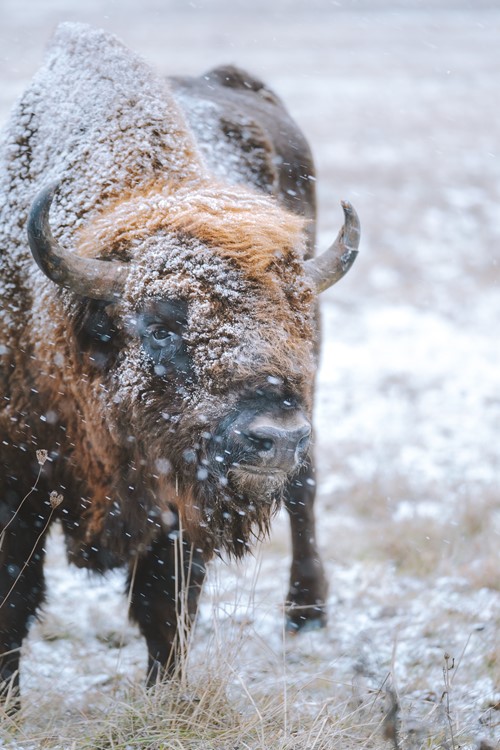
(305, 201), (360, 293)
(27, 182), (128, 301)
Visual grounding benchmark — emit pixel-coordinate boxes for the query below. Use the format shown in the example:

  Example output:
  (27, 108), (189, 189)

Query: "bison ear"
(73, 299), (120, 371)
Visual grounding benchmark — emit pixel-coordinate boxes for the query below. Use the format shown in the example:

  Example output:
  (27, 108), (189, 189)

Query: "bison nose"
(243, 418), (311, 471)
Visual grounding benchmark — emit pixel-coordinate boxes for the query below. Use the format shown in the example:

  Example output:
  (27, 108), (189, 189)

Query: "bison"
(0, 23), (359, 704)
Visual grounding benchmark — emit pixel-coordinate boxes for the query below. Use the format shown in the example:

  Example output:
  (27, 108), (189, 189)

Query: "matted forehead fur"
(76, 177), (317, 400)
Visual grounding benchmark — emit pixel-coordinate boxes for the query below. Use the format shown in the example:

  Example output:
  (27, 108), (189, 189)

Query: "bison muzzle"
(0, 23), (360, 706)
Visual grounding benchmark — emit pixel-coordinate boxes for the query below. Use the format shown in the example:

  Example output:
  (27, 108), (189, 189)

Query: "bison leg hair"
(128, 527), (206, 684)
(284, 456), (328, 631)
(0, 503), (50, 710)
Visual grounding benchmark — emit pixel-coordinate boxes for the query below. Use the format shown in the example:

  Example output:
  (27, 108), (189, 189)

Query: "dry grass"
(0, 624), (388, 750)
(2, 657), (494, 749)
(1, 568), (498, 750)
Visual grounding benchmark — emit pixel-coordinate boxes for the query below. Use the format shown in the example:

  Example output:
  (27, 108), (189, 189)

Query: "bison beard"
(85, 393), (290, 566)
(0, 22), (360, 706)
(165, 405), (292, 559)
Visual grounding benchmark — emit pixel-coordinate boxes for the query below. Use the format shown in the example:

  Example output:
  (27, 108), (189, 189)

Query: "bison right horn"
(27, 182), (128, 301)
(305, 201), (360, 293)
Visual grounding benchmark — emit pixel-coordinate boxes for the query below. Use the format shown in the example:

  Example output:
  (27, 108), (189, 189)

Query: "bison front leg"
(0, 505), (49, 710)
(128, 529), (206, 685)
(284, 456), (328, 632)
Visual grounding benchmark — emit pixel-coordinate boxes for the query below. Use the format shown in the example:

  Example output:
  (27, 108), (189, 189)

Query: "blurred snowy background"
(0, 0), (499, 746)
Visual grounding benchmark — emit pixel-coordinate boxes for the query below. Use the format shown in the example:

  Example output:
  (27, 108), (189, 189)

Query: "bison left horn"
(27, 182), (128, 301)
(305, 201), (360, 292)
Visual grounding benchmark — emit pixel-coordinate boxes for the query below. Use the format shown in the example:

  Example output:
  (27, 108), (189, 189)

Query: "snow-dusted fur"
(0, 23), (323, 695)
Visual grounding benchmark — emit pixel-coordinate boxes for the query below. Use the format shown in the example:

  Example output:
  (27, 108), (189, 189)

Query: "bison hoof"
(285, 604), (327, 634)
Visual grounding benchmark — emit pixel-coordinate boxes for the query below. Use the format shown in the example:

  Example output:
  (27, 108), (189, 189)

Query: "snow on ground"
(1, 1), (499, 747)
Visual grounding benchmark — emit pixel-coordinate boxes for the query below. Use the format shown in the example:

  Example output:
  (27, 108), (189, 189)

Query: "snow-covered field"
(1, 1), (499, 748)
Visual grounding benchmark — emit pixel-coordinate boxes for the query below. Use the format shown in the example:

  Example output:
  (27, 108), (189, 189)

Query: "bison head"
(27, 179), (359, 558)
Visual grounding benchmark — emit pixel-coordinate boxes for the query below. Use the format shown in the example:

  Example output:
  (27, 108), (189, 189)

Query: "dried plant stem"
(450, 633), (472, 686)
(174, 520), (192, 688)
(0, 464), (43, 552)
(127, 554), (139, 609)
(114, 553), (139, 678)
(442, 652), (457, 750)
(281, 613), (288, 740)
(0, 508), (55, 612)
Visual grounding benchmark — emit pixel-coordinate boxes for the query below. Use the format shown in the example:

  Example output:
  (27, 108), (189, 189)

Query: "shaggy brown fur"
(77, 178), (307, 278)
(0, 24), (329, 702)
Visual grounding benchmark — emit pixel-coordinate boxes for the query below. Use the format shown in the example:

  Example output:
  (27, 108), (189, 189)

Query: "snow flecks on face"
(116, 230), (315, 403)
(69, 167), (316, 406)
(113, 342), (151, 403)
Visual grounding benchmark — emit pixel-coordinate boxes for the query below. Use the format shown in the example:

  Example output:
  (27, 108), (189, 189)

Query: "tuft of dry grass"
(1, 604), (497, 750)
(0, 646), (388, 750)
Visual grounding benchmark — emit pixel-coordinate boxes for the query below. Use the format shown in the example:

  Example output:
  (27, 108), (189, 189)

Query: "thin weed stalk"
(0, 450), (47, 552)
(0, 491), (62, 612)
(442, 652), (457, 750)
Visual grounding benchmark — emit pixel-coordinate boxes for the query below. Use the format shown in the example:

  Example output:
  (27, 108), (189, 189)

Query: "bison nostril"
(245, 431), (275, 454)
(242, 420), (311, 467)
(258, 438), (274, 453)
(296, 434), (310, 455)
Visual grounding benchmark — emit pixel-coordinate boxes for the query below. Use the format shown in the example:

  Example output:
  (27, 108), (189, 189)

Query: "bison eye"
(143, 323), (182, 354)
(141, 322), (190, 376)
(137, 300), (191, 377)
(148, 325), (174, 345)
